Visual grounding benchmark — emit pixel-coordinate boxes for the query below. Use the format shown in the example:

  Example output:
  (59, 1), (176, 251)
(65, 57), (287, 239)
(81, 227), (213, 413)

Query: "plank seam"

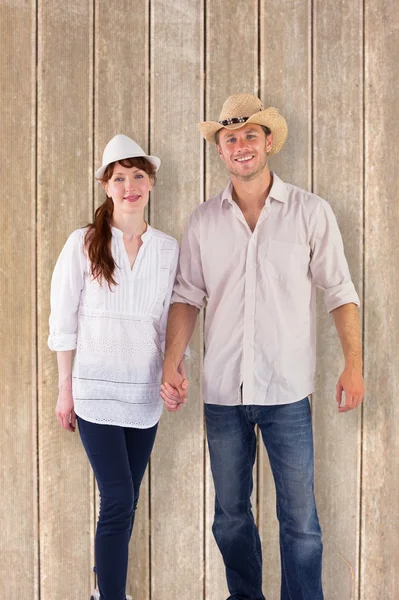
(257, 0), (261, 97)
(92, 0), (95, 220)
(202, 3), (207, 599)
(34, 1), (40, 597)
(256, 0), (261, 531)
(310, 0), (314, 194)
(148, 0), (152, 231)
(91, 0), (96, 592)
(358, 0), (366, 597)
(148, 2), (152, 598)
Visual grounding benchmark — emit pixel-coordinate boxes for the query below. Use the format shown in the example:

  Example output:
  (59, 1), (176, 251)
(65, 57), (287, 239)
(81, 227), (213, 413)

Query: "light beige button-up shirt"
(172, 173), (360, 406)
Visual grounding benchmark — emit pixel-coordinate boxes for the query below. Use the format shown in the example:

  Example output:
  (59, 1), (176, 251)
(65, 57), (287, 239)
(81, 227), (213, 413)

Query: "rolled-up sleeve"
(48, 229), (86, 351)
(310, 199), (360, 312)
(171, 209), (207, 310)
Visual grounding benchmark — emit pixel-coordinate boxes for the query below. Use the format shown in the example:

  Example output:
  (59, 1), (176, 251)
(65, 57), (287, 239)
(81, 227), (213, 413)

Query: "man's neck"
(231, 168), (273, 212)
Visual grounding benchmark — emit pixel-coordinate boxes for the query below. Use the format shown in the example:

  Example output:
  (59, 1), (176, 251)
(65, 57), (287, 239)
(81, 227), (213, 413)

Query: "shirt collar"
(220, 181), (235, 207)
(220, 172), (288, 207)
(268, 172), (288, 203)
(111, 223), (153, 240)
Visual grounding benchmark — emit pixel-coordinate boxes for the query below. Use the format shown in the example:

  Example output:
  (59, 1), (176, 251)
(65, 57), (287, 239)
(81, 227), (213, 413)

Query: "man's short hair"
(215, 124), (272, 145)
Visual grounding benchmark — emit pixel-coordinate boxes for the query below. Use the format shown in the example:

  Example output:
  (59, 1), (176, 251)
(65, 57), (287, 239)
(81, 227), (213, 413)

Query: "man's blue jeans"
(205, 398), (323, 600)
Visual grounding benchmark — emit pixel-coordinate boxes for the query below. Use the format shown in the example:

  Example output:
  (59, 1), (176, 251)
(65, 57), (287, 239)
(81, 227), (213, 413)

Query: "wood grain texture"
(205, 2), (259, 598)
(94, 2), (150, 597)
(1, 2), (398, 598)
(362, 0), (399, 597)
(312, 1), (363, 598)
(37, 1), (95, 598)
(149, 1), (204, 599)
(259, 1), (312, 597)
(260, 0), (312, 190)
(0, 2), (38, 599)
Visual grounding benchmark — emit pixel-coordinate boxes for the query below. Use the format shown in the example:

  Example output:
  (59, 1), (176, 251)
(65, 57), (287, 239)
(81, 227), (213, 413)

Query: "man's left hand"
(336, 366), (364, 413)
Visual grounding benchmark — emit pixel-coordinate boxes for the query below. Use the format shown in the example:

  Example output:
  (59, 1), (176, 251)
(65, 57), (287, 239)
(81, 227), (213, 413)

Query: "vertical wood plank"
(362, 1), (399, 597)
(205, 3), (258, 598)
(37, 1), (94, 598)
(94, 2), (150, 597)
(150, 1), (204, 598)
(312, 1), (363, 598)
(259, 1), (312, 597)
(0, 1), (38, 599)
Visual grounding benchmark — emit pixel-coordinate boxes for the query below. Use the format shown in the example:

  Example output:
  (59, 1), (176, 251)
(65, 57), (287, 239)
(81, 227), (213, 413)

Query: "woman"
(48, 134), (186, 600)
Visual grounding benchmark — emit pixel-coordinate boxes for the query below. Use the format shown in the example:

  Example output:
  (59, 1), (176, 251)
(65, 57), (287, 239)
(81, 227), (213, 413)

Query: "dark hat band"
(218, 117), (248, 126)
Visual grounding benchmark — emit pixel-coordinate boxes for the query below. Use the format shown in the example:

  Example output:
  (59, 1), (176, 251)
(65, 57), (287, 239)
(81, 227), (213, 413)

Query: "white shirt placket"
(242, 232), (257, 404)
(242, 205), (270, 405)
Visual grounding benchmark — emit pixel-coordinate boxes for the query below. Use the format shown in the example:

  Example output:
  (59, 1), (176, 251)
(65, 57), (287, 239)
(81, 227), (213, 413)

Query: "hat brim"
(198, 108), (288, 156)
(95, 154), (161, 180)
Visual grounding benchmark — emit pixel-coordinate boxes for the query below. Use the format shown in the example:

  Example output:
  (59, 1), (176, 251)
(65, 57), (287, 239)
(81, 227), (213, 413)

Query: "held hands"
(56, 379), (76, 432)
(336, 364), (364, 413)
(161, 358), (189, 412)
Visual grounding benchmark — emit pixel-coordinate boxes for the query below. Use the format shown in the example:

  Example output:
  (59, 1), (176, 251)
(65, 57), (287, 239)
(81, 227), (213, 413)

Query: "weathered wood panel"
(362, 0), (399, 597)
(0, 2), (38, 599)
(205, 2), (259, 598)
(259, 1), (312, 597)
(312, 1), (363, 598)
(260, 0), (312, 190)
(37, 1), (94, 598)
(94, 2), (150, 597)
(149, 1), (204, 599)
(0, 2), (398, 599)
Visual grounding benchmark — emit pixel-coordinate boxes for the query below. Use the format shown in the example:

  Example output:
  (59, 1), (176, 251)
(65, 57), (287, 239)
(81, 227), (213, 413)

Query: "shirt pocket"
(265, 240), (310, 281)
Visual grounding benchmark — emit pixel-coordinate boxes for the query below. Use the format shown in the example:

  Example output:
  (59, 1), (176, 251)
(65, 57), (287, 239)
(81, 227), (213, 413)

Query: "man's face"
(216, 124), (273, 182)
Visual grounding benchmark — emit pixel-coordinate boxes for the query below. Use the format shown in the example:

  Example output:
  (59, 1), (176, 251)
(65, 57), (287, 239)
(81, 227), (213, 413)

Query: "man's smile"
(234, 154), (254, 163)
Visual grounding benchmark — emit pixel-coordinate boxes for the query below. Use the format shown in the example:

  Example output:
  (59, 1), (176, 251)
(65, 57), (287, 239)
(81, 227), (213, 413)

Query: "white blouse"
(48, 225), (179, 428)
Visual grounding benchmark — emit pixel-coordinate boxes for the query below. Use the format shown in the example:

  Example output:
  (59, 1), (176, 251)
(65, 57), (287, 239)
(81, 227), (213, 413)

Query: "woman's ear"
(100, 181), (111, 198)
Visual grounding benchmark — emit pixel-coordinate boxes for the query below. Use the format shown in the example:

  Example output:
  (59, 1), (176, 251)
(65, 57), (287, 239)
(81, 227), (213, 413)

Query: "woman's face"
(104, 162), (153, 215)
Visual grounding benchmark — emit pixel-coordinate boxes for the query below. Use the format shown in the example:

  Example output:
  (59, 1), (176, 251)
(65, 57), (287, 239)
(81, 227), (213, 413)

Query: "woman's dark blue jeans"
(77, 416), (158, 600)
(205, 398), (323, 600)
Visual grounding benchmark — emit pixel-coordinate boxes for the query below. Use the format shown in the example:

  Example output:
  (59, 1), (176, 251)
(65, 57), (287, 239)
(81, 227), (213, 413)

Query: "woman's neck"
(111, 212), (147, 240)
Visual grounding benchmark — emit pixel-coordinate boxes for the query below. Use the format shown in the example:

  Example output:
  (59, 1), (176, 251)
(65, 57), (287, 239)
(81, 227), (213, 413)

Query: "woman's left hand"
(161, 357), (189, 411)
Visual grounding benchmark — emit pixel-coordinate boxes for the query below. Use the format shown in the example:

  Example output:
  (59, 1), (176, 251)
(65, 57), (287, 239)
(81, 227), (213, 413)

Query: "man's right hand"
(161, 359), (189, 412)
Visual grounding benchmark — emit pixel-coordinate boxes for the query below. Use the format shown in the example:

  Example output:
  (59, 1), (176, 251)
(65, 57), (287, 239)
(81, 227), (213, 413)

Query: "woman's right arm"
(56, 350), (76, 431)
(48, 230), (86, 431)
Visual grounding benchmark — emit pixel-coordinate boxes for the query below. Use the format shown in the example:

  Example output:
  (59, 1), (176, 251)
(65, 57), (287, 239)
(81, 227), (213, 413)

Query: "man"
(161, 93), (364, 600)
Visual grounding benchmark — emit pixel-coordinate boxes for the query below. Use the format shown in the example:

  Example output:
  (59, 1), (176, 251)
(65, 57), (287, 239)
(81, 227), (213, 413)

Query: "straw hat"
(198, 94), (288, 155)
(95, 134), (161, 180)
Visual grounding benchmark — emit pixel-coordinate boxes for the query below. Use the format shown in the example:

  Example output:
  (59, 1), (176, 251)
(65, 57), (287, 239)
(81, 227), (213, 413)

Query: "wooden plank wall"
(312, 1), (364, 599)
(258, 1), (313, 596)
(37, 2), (95, 600)
(94, 2), (150, 597)
(0, 2), (38, 600)
(362, 0), (399, 598)
(0, 1), (398, 599)
(149, 2), (204, 599)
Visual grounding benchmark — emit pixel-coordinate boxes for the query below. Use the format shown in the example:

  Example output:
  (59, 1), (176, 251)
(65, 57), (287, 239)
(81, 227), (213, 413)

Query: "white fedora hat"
(95, 134), (161, 179)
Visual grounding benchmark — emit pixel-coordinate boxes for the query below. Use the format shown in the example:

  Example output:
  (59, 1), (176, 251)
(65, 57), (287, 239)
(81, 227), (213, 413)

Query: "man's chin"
(230, 167), (265, 182)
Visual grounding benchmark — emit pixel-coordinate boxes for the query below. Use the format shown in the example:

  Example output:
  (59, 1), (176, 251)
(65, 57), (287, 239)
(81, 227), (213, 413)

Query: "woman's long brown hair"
(85, 157), (156, 287)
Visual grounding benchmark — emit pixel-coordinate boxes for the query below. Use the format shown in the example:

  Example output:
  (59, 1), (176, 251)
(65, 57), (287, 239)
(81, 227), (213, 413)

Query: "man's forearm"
(165, 302), (199, 368)
(331, 303), (362, 368)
